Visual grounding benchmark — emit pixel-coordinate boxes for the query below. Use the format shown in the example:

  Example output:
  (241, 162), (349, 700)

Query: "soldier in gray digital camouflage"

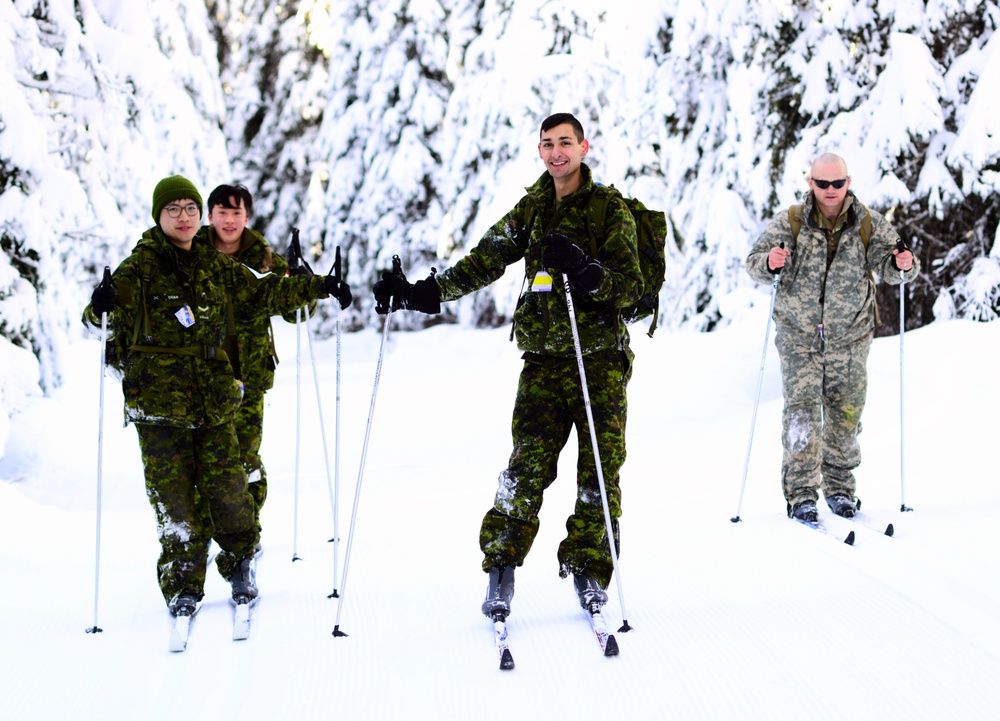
(371, 113), (642, 620)
(198, 183), (349, 539)
(84, 175), (352, 617)
(745, 153), (919, 523)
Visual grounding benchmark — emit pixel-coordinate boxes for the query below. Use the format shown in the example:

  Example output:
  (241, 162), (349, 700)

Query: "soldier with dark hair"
(84, 175), (351, 616)
(746, 153), (919, 523)
(198, 183), (348, 536)
(372, 113), (642, 618)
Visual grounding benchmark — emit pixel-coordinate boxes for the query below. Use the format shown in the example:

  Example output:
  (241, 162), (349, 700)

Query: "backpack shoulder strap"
(788, 204), (803, 242)
(859, 203), (872, 248)
(587, 184), (618, 256)
(129, 248), (156, 346)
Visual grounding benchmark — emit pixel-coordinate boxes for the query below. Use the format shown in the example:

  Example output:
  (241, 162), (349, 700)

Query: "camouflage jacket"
(83, 228), (328, 428)
(435, 164), (642, 357)
(746, 191), (921, 350)
(197, 226), (315, 394)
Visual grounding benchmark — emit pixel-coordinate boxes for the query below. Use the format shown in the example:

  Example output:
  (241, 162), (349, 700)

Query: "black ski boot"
(229, 557), (258, 603)
(826, 494), (857, 518)
(573, 575), (609, 613)
(788, 499), (819, 523)
(481, 566), (515, 620)
(170, 593), (199, 618)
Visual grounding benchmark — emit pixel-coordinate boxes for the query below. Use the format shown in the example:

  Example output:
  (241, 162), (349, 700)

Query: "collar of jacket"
(138, 226), (210, 269)
(198, 225), (266, 259)
(804, 189), (859, 231)
(524, 162), (596, 209)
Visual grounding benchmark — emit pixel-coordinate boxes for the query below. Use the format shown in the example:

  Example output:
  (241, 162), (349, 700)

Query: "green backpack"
(586, 184), (668, 337)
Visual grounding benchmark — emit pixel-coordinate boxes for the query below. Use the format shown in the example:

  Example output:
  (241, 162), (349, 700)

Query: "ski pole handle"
(335, 246), (342, 283)
(771, 242), (785, 287)
(289, 228), (303, 271)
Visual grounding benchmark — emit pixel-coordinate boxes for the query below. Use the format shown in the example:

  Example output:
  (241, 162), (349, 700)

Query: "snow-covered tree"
(641, 0), (999, 332)
(0, 0), (230, 455)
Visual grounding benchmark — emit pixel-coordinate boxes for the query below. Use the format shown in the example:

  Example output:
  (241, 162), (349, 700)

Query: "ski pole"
(731, 243), (783, 523)
(288, 227), (308, 562)
(897, 239), (913, 512)
(329, 246), (344, 599)
(299, 302), (338, 573)
(333, 255), (401, 637)
(562, 274), (632, 633)
(87, 266), (112, 635)
(292, 304), (303, 561)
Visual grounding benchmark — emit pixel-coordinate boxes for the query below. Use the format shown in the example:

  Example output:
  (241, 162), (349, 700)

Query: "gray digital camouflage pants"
(136, 421), (259, 608)
(480, 345), (632, 588)
(777, 333), (872, 507)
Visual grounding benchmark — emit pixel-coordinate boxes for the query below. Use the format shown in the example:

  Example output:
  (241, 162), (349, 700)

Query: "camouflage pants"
(480, 345), (632, 588)
(234, 387), (268, 524)
(777, 333), (872, 507)
(136, 421), (259, 608)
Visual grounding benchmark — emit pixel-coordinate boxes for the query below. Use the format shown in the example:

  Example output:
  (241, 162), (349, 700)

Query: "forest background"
(1, 0), (998, 444)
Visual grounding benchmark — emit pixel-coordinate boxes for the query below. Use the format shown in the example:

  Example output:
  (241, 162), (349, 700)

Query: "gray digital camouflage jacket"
(746, 191), (921, 350)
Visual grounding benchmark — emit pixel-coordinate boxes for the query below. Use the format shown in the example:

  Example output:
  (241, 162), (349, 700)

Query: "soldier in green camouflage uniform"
(84, 175), (349, 614)
(199, 184), (333, 531)
(746, 153), (919, 522)
(372, 113), (642, 617)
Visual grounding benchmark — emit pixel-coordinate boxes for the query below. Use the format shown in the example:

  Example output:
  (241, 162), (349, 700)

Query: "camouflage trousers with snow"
(136, 421), (259, 608)
(480, 345), (632, 589)
(777, 332), (872, 508)
(233, 387), (267, 527)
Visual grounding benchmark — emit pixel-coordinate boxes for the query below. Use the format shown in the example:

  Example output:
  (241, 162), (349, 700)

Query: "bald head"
(810, 153), (848, 178)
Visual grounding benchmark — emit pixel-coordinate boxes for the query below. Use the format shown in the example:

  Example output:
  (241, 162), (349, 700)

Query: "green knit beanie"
(151, 175), (203, 223)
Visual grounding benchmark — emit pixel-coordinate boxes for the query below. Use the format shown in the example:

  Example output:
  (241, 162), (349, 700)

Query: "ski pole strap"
(129, 344), (231, 362)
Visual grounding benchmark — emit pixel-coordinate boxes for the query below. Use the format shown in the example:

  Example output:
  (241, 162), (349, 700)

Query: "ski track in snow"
(1, 319), (999, 720)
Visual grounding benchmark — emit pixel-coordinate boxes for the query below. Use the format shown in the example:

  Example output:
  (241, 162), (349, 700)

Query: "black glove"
(91, 273), (118, 316)
(288, 258), (314, 277)
(286, 228), (313, 276)
(410, 275), (441, 314)
(541, 231), (588, 274)
(541, 231), (602, 294)
(324, 277), (353, 309)
(372, 267), (412, 315)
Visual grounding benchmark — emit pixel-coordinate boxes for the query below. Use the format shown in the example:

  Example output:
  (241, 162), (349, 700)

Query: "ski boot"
(481, 566), (515, 621)
(573, 574), (609, 614)
(825, 494), (857, 518)
(170, 593), (199, 618)
(229, 557), (258, 603)
(788, 499), (819, 523)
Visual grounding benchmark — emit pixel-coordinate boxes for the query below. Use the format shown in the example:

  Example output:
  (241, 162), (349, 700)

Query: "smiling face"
(159, 198), (201, 249)
(538, 122), (589, 196)
(208, 197), (249, 255)
(808, 156), (851, 220)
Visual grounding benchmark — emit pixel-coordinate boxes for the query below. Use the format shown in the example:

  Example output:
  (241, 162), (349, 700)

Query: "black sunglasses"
(812, 178), (848, 190)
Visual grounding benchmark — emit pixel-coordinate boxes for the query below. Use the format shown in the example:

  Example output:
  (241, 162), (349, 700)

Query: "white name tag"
(175, 305), (195, 327)
(531, 270), (553, 293)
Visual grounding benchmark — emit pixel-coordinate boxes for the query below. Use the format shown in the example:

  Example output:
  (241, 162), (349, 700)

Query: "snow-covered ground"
(1, 305), (998, 721)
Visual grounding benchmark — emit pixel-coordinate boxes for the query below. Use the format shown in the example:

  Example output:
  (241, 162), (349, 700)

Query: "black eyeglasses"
(811, 178), (848, 190)
(164, 203), (200, 218)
